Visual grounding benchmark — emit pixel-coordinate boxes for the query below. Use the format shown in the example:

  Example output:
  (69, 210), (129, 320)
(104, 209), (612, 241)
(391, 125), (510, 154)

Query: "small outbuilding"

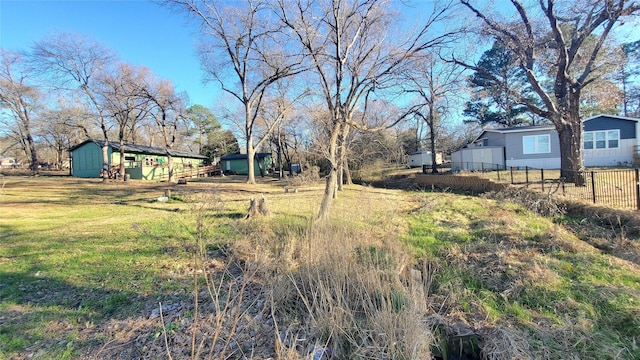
(70, 140), (209, 180)
(408, 150), (443, 168)
(220, 153), (272, 175)
(0, 156), (20, 169)
(451, 146), (506, 171)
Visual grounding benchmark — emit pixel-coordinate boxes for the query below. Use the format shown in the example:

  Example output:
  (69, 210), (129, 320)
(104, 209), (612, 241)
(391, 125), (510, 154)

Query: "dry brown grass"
(220, 186), (433, 359)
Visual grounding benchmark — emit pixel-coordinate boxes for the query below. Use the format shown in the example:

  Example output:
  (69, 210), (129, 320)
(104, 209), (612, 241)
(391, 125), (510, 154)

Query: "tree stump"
(258, 195), (270, 216)
(245, 194), (270, 219)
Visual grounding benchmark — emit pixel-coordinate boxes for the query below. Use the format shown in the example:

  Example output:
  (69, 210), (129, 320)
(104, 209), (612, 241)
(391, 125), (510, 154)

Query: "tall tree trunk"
(27, 134), (38, 175)
(101, 143), (109, 182)
(344, 160), (352, 185)
(428, 111), (438, 174)
(556, 88), (586, 185)
(246, 101), (257, 184)
(558, 120), (585, 186)
(277, 131), (284, 179)
(342, 124), (352, 185)
(246, 138), (256, 184)
(337, 124), (351, 190)
(56, 145), (64, 171)
(337, 161), (344, 192)
(319, 167), (338, 220)
(119, 135), (126, 179)
(317, 122), (342, 220)
(167, 154), (174, 182)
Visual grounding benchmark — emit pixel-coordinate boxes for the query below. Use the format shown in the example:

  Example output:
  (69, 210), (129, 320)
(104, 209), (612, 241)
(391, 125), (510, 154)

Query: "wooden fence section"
(415, 174), (508, 193)
(158, 164), (222, 181)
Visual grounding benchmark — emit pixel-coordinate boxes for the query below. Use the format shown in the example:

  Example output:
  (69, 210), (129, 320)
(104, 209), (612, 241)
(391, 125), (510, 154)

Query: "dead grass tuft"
(256, 220), (431, 358)
(480, 326), (533, 360)
(483, 186), (566, 217)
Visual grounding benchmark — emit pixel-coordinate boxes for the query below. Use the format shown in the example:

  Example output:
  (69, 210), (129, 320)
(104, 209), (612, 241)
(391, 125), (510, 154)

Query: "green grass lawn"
(1, 175), (639, 359)
(0, 177), (200, 358)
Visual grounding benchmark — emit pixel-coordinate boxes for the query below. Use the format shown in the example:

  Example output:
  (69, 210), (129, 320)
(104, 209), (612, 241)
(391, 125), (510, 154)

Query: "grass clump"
(264, 221), (431, 359)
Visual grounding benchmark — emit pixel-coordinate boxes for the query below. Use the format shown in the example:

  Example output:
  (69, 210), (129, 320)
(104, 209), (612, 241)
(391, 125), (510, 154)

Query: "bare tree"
(258, 79), (307, 179)
(0, 50), (41, 174)
(142, 77), (188, 182)
(277, 0), (458, 219)
(31, 32), (117, 179)
(168, 0), (306, 184)
(97, 63), (153, 178)
(403, 55), (465, 173)
(39, 104), (86, 170)
(457, 0), (640, 184)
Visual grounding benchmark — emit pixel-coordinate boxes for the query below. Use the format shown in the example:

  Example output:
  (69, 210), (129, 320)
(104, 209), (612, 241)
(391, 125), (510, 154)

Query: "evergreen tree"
(203, 130), (239, 160)
(463, 41), (538, 127)
(185, 104), (220, 154)
(622, 40), (640, 116)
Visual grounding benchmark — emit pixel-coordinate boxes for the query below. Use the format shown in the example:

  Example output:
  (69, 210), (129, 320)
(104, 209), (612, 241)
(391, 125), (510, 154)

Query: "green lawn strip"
(0, 191), (208, 355)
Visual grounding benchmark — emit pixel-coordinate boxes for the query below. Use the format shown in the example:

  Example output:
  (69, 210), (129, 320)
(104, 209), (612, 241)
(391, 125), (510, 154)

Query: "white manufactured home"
(451, 115), (640, 170)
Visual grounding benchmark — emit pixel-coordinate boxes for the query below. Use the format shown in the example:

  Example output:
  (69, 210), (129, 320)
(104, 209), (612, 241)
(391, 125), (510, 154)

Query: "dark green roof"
(220, 153), (271, 160)
(70, 140), (208, 159)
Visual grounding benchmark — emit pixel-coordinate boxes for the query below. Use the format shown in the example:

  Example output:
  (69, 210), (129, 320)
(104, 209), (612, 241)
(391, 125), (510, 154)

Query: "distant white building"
(408, 150), (443, 168)
(0, 157), (20, 168)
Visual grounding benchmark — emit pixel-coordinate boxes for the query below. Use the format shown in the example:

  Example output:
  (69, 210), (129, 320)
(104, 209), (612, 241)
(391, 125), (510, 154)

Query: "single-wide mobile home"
(451, 114), (640, 170)
(70, 140), (209, 180)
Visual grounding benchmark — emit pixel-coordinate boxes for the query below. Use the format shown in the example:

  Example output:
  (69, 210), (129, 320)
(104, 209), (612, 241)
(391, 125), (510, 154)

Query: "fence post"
(591, 171), (596, 204)
(541, 168), (545, 192)
(635, 168), (640, 211)
(525, 166), (529, 184)
(510, 167), (514, 184)
(496, 164), (501, 181)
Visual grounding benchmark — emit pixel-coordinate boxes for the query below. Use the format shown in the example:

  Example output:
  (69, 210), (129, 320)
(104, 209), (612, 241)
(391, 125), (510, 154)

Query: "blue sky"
(2, 0), (638, 114)
(0, 0), (219, 107)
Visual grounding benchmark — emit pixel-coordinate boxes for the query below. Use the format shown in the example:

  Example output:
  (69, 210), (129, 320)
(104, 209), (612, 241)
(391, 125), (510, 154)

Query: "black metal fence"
(453, 162), (640, 211)
(451, 162), (507, 173)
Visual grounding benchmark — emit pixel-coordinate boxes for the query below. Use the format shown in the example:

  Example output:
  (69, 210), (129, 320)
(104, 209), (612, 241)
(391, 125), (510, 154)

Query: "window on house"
(607, 130), (619, 148)
(523, 135), (550, 154)
(583, 130), (619, 149)
(583, 132), (594, 149)
(125, 156), (136, 167)
(595, 131), (606, 148)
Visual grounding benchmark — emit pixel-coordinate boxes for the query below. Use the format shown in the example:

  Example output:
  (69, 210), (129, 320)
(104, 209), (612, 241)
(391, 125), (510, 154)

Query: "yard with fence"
(451, 164), (640, 210)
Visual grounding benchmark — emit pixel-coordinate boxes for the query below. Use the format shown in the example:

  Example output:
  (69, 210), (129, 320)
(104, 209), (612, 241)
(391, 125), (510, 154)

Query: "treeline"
(2, 0), (639, 217)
